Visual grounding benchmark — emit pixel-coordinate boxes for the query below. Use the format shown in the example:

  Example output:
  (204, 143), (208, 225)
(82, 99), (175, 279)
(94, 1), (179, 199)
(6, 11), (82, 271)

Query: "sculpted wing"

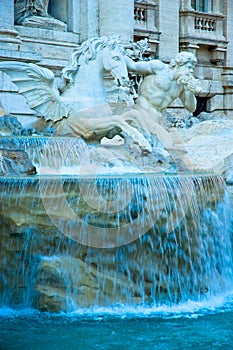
(0, 61), (71, 122)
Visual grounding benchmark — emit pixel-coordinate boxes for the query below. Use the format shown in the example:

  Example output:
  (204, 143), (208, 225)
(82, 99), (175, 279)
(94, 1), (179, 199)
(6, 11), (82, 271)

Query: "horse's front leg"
(108, 117), (152, 154)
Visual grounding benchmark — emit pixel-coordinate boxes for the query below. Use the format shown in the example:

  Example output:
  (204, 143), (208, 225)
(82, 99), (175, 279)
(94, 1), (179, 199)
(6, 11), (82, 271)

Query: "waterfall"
(0, 136), (89, 172)
(0, 174), (232, 311)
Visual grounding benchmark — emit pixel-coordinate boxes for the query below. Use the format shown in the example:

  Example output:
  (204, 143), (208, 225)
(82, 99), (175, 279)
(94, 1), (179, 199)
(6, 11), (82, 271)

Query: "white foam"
(1, 291), (233, 319)
(67, 291), (233, 319)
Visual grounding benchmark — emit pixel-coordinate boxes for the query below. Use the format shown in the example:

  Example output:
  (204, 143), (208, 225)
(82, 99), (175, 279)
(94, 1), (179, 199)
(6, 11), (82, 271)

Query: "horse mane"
(62, 36), (125, 84)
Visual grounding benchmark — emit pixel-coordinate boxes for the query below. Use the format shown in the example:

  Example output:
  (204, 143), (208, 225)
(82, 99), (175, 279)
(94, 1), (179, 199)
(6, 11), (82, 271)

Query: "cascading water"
(0, 173), (232, 312)
(0, 136), (89, 173)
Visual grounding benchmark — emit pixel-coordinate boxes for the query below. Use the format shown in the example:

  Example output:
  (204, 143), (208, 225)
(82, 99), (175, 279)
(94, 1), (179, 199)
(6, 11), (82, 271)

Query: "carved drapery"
(14, 0), (49, 24)
(14, 0), (66, 30)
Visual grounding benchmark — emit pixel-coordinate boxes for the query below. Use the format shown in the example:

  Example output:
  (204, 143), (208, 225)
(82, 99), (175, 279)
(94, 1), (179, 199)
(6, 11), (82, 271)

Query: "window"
(193, 97), (210, 116)
(191, 0), (213, 12)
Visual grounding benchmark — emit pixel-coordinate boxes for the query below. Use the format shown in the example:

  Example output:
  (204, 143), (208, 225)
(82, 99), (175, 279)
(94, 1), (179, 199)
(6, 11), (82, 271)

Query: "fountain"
(0, 36), (233, 313)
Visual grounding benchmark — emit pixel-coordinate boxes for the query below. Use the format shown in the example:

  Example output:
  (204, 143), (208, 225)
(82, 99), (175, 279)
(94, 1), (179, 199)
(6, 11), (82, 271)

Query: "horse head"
(100, 39), (130, 88)
(62, 36), (130, 94)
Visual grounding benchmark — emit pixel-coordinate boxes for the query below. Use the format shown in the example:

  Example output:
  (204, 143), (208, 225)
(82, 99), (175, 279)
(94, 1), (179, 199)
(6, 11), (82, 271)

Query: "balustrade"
(133, 1), (159, 52)
(194, 14), (216, 32)
(134, 1), (157, 31)
(134, 5), (147, 25)
(179, 8), (226, 51)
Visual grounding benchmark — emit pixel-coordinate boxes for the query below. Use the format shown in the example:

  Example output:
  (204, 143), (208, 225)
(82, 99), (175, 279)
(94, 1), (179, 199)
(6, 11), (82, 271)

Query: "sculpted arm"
(179, 89), (197, 112)
(179, 77), (202, 112)
(125, 56), (165, 75)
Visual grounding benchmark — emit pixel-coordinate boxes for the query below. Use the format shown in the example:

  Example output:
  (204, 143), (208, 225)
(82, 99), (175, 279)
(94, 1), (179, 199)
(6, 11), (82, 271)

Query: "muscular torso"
(136, 67), (182, 113)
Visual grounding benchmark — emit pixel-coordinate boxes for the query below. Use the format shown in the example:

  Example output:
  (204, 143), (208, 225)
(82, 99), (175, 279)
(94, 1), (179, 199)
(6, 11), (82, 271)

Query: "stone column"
(0, 0), (21, 47)
(157, 0), (180, 61)
(223, 0), (233, 67)
(212, 0), (221, 14)
(99, 0), (134, 43)
(67, 0), (80, 33)
(180, 0), (193, 11)
(79, 0), (98, 42)
(222, 0), (233, 118)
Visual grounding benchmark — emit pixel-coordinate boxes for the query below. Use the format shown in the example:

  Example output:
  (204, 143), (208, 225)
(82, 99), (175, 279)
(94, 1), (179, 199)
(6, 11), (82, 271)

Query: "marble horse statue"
(0, 36), (152, 153)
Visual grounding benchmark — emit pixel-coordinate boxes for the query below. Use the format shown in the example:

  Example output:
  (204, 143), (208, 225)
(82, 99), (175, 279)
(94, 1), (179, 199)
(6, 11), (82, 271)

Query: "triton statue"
(0, 36), (201, 154)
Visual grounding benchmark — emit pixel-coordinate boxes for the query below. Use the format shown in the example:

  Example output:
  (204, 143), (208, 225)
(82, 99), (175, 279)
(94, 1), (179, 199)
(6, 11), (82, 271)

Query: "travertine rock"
(171, 120), (233, 175)
(0, 149), (36, 175)
(0, 115), (35, 136)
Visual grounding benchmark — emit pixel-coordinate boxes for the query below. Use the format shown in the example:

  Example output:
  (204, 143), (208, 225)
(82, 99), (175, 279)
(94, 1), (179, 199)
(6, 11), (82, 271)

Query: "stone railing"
(134, 1), (158, 32)
(194, 13), (216, 32)
(133, 1), (160, 52)
(134, 4), (147, 25)
(179, 9), (226, 49)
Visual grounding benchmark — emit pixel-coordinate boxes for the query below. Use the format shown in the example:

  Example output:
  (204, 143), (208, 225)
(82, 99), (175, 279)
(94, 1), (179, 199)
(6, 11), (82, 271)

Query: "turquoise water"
(1, 295), (233, 350)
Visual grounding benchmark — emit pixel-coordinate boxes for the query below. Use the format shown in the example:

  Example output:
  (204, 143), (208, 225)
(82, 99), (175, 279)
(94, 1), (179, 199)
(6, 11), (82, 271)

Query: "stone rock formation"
(0, 149), (36, 175)
(171, 120), (233, 178)
(0, 115), (36, 175)
(0, 115), (35, 136)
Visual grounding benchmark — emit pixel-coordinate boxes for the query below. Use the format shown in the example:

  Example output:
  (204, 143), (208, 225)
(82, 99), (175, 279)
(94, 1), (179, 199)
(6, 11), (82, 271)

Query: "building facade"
(0, 0), (233, 119)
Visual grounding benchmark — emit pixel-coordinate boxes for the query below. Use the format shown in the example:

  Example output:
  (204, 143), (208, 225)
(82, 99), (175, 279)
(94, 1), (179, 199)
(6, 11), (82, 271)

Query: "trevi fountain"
(1, 33), (233, 349)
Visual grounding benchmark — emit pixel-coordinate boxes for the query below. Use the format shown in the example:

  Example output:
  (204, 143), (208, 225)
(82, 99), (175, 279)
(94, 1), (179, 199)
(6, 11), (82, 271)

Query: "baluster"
(134, 7), (139, 21)
(201, 18), (205, 30)
(142, 8), (146, 22)
(196, 17), (201, 30)
(139, 8), (143, 22)
(208, 19), (212, 31)
(211, 20), (215, 31)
